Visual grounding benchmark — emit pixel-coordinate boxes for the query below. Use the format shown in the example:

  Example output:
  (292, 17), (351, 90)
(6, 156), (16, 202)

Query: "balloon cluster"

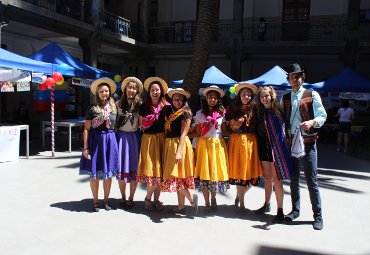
(229, 84), (238, 99)
(38, 72), (64, 91)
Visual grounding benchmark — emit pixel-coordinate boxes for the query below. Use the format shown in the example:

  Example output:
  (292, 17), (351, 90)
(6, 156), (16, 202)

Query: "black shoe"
(285, 210), (300, 222)
(255, 202), (271, 214)
(272, 208), (285, 223)
(104, 202), (112, 211)
(313, 216), (324, 230)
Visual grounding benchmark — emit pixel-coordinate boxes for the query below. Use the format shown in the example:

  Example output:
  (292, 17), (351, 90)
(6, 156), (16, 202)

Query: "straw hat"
(143, 77), (168, 94)
(203, 85), (225, 98)
(90, 77), (117, 95)
(168, 88), (191, 99)
(121, 77), (143, 94)
(235, 83), (257, 94)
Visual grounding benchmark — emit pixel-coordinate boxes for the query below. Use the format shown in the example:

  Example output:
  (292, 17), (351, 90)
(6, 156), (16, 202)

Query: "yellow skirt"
(228, 133), (262, 186)
(161, 137), (195, 192)
(194, 137), (229, 182)
(137, 132), (165, 185)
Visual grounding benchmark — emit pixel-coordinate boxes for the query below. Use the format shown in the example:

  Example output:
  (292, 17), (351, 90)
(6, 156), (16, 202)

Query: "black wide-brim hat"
(286, 63), (304, 74)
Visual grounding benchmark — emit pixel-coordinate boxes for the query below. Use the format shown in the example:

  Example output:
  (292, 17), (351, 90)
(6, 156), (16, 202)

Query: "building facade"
(0, 0), (370, 122)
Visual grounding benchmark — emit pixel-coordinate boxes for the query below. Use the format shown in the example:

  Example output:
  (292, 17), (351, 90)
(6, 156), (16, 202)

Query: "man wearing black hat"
(280, 63), (327, 230)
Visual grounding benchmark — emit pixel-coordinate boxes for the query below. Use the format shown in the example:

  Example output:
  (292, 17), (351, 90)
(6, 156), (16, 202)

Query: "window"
(282, 0), (310, 40)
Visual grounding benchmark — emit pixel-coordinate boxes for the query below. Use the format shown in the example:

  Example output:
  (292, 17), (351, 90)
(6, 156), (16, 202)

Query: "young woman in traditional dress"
(115, 77), (143, 209)
(79, 78), (119, 212)
(137, 77), (168, 211)
(222, 83), (262, 213)
(255, 86), (294, 223)
(161, 88), (198, 215)
(189, 85), (229, 212)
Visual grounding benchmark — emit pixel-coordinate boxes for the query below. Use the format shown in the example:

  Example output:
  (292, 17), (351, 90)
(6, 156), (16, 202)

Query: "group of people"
(79, 63), (327, 230)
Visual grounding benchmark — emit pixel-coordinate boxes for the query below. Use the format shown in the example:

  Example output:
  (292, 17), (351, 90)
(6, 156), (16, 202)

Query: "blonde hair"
(256, 86), (281, 117)
(93, 83), (117, 114)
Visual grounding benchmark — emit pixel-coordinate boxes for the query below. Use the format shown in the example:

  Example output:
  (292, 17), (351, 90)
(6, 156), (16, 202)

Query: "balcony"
(103, 11), (132, 38)
(22, 0), (91, 23)
(144, 20), (370, 44)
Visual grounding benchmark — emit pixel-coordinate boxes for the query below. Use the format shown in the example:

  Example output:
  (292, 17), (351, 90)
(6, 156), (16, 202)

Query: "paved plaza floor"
(0, 143), (369, 255)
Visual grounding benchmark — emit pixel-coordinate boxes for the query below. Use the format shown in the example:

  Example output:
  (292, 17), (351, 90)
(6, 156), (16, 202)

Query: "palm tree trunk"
(182, 0), (219, 112)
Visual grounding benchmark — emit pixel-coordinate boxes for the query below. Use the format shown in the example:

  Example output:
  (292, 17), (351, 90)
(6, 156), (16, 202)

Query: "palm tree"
(182, 0), (219, 112)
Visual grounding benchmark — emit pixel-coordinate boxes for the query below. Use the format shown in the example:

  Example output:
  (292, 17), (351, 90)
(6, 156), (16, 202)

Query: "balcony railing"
(145, 20), (370, 43)
(148, 25), (195, 43)
(103, 11), (131, 37)
(22, 0), (92, 23)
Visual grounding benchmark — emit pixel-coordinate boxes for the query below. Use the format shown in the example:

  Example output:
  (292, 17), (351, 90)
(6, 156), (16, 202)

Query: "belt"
(291, 134), (318, 144)
(302, 135), (318, 144)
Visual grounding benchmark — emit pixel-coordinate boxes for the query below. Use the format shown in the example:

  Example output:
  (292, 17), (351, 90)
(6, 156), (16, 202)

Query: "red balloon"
(52, 72), (63, 83)
(45, 77), (55, 88)
(39, 82), (48, 91)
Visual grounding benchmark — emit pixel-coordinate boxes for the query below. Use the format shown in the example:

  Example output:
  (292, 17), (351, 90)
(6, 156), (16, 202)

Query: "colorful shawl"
(164, 108), (183, 133)
(200, 111), (223, 137)
(264, 109), (295, 180)
(92, 102), (111, 129)
(141, 104), (162, 131)
(117, 101), (136, 128)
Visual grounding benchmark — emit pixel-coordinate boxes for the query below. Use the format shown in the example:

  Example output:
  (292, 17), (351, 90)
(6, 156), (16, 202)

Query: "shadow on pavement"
(256, 245), (332, 255)
(49, 198), (284, 226)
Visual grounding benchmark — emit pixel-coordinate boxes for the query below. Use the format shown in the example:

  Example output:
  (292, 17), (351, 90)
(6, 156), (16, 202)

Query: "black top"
(256, 108), (285, 137)
(139, 104), (168, 134)
(225, 107), (257, 134)
(86, 106), (116, 131)
(164, 107), (190, 138)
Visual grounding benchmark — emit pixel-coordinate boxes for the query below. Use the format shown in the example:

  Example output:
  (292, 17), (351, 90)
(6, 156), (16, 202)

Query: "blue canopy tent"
(0, 48), (54, 74)
(317, 67), (370, 92)
(239, 65), (322, 89)
(28, 43), (115, 79)
(240, 65), (289, 87)
(172, 65), (236, 89)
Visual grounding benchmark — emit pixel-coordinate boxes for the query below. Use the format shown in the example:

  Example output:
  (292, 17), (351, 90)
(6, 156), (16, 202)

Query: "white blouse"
(195, 110), (224, 138)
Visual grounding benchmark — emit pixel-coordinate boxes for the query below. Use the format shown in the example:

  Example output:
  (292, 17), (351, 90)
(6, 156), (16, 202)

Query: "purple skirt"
(79, 129), (118, 179)
(116, 130), (140, 182)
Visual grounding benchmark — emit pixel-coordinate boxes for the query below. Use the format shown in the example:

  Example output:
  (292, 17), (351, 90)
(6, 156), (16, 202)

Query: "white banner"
(339, 92), (370, 101)
(0, 126), (21, 162)
(71, 77), (94, 88)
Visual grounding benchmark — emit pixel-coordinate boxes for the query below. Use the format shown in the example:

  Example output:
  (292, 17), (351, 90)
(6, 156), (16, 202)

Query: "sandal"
(125, 200), (135, 210)
(144, 197), (153, 211)
(104, 201), (112, 211)
(234, 197), (239, 207)
(153, 200), (164, 211)
(211, 199), (217, 210)
(168, 207), (186, 215)
(190, 194), (199, 215)
(119, 199), (127, 208)
(93, 201), (100, 212)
